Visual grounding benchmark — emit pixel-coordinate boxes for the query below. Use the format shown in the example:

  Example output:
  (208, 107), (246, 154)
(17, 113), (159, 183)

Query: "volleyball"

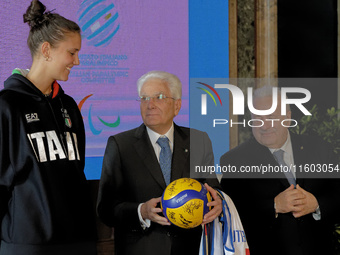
(161, 178), (211, 229)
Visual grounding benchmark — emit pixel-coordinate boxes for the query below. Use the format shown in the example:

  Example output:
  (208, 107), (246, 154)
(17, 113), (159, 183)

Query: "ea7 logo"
(25, 113), (40, 123)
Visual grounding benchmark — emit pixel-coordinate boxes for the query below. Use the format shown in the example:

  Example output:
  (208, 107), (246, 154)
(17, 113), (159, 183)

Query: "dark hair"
(23, 0), (81, 57)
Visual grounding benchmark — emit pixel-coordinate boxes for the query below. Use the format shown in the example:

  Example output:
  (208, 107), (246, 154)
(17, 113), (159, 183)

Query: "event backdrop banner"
(0, 0), (229, 179)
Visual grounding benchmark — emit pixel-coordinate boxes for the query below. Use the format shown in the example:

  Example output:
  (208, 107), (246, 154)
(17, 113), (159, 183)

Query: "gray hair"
(253, 85), (291, 112)
(253, 85), (279, 98)
(137, 71), (182, 99)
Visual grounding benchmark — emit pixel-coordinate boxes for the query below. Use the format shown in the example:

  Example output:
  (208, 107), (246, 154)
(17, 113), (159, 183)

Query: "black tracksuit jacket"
(0, 74), (97, 255)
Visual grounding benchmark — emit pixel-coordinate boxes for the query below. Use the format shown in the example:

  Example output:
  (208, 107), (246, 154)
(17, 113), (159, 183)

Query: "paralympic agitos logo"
(196, 83), (312, 128)
(78, 94), (120, 135)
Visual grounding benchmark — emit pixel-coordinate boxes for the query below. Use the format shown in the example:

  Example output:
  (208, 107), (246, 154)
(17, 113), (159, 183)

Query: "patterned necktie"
(157, 137), (172, 186)
(273, 149), (296, 187)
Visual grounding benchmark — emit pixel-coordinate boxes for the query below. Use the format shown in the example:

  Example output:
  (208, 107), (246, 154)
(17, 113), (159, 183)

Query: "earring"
(45, 56), (49, 61)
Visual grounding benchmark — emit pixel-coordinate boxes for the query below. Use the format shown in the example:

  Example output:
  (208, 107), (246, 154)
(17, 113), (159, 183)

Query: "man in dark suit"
(220, 86), (340, 255)
(97, 71), (222, 255)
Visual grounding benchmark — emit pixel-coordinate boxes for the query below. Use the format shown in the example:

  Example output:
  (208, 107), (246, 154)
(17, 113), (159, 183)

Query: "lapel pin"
(184, 149), (188, 153)
(300, 146), (303, 150)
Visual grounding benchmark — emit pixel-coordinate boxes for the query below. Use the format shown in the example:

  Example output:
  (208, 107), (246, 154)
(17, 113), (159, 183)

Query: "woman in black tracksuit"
(0, 1), (97, 254)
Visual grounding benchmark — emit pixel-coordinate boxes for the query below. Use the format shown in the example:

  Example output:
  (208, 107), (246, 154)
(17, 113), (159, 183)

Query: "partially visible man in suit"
(220, 86), (340, 255)
(97, 70), (222, 255)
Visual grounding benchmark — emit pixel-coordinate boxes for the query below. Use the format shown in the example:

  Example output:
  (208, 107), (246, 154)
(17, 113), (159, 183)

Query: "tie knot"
(157, 137), (169, 149)
(273, 149), (284, 162)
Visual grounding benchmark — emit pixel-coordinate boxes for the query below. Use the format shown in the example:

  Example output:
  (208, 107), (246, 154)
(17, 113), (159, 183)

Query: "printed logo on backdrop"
(70, 0), (124, 136)
(78, 0), (120, 47)
(71, 0), (129, 85)
(78, 94), (120, 135)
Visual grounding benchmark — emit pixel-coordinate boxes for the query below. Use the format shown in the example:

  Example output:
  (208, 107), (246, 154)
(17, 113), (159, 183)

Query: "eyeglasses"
(137, 93), (176, 103)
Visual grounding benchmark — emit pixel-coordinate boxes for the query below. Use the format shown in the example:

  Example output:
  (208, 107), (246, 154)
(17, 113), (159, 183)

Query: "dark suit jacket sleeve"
(316, 178), (340, 222)
(97, 136), (141, 229)
(307, 139), (340, 223)
(221, 135), (340, 224)
(220, 140), (282, 224)
(193, 130), (221, 189)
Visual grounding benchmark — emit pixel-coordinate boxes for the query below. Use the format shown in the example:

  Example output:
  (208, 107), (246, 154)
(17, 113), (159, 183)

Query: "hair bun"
(23, 0), (48, 29)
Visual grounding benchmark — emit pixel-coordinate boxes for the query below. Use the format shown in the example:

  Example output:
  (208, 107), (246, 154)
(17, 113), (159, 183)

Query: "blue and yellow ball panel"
(161, 178), (211, 229)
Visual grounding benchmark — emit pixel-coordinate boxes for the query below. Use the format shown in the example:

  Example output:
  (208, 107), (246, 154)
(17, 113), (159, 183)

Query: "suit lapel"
(171, 124), (190, 181)
(290, 133), (305, 186)
(133, 124), (167, 189)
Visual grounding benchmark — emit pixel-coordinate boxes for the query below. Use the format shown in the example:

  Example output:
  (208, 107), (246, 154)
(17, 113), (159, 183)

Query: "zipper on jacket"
(45, 97), (69, 159)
